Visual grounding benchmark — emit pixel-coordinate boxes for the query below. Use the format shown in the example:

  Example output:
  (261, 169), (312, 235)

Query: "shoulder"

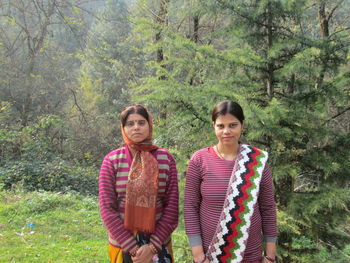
(240, 143), (269, 156)
(153, 148), (175, 163)
(104, 146), (127, 162)
(189, 147), (211, 163)
(240, 144), (270, 172)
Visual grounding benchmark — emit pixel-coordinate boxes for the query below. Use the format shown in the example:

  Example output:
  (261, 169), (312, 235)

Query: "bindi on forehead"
(125, 118), (148, 127)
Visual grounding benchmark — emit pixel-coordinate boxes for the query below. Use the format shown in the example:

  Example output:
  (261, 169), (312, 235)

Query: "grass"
(0, 191), (106, 262)
(0, 180), (192, 263)
(2, 183), (350, 263)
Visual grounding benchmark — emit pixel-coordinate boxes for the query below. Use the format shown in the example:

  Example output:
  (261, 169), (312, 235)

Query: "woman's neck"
(128, 145), (137, 158)
(216, 142), (240, 161)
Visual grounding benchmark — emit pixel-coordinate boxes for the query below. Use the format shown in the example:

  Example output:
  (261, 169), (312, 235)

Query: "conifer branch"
(250, 140), (270, 147)
(330, 26), (350, 37)
(138, 1), (164, 21)
(174, 100), (207, 124)
(320, 239), (350, 259)
(293, 190), (321, 194)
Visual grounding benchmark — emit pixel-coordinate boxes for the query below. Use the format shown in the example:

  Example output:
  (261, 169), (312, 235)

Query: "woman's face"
(213, 113), (243, 147)
(124, 113), (150, 143)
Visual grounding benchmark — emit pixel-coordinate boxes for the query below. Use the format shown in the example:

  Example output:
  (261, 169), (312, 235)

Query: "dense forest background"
(0, 0), (349, 262)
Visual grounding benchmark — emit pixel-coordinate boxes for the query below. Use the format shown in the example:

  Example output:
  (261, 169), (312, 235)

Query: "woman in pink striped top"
(184, 101), (277, 263)
(99, 105), (179, 263)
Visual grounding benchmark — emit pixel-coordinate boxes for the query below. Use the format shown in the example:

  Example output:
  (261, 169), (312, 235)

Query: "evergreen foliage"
(131, 0), (350, 261)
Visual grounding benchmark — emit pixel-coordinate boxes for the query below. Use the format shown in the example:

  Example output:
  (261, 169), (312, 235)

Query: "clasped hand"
(131, 244), (154, 263)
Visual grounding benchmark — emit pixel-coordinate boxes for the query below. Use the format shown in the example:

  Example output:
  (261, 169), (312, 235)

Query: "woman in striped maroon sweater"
(99, 105), (179, 263)
(184, 101), (277, 263)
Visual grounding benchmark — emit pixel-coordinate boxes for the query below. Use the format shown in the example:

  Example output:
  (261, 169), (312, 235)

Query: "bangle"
(129, 245), (139, 257)
(148, 243), (158, 254)
(264, 255), (276, 262)
(194, 256), (206, 263)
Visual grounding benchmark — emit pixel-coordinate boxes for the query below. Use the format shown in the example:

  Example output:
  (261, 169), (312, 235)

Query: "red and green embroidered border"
(208, 144), (268, 263)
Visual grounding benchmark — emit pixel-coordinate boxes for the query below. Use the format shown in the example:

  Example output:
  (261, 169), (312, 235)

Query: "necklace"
(215, 145), (225, 160)
(215, 144), (238, 161)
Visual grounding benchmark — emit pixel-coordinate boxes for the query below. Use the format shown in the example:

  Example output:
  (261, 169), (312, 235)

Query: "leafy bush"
(0, 159), (98, 195)
(0, 115), (100, 196)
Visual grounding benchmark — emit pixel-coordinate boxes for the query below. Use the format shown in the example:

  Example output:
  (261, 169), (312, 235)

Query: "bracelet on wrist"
(264, 255), (276, 262)
(148, 243), (158, 254)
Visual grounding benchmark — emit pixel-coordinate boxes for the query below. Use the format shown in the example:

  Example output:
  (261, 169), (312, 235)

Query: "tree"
(69, 0), (139, 161)
(132, 0), (350, 261)
(0, 0), (92, 127)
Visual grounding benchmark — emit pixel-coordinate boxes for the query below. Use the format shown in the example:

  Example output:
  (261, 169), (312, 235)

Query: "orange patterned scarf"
(121, 111), (159, 233)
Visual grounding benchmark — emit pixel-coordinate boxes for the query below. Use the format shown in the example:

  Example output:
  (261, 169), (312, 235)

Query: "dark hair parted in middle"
(212, 100), (245, 124)
(120, 104), (150, 127)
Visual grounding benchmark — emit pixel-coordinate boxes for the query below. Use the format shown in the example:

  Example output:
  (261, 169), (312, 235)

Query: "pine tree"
(132, 0), (350, 261)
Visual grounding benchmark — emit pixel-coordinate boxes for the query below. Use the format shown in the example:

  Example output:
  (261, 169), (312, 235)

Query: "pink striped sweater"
(99, 146), (179, 252)
(184, 146), (277, 262)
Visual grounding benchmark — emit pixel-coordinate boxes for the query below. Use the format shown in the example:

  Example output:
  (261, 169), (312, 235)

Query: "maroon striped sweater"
(184, 146), (277, 262)
(99, 146), (179, 252)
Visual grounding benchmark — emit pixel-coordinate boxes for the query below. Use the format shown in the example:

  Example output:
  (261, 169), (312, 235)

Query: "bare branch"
(328, 0), (344, 21)
(329, 106), (350, 121)
(55, 7), (86, 51)
(69, 88), (89, 126)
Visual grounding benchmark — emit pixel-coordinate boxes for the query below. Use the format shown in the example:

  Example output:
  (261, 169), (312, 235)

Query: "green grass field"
(0, 187), (192, 263)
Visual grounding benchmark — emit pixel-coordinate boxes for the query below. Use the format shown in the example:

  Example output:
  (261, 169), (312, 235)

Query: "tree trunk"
(155, 0), (168, 120)
(266, 2), (274, 99)
(155, 0), (168, 66)
(19, 0), (56, 126)
(193, 15), (199, 43)
(318, 2), (329, 38)
(316, 1), (331, 89)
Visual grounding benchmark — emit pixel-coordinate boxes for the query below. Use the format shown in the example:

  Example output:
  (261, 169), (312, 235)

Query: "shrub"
(0, 158), (98, 195)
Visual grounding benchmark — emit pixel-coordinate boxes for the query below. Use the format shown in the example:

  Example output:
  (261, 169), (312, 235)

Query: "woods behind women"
(99, 105), (179, 263)
(185, 100), (277, 263)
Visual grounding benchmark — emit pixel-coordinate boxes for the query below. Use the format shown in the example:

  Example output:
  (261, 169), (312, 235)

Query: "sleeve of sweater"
(150, 152), (179, 251)
(258, 163), (278, 242)
(98, 154), (138, 252)
(184, 153), (203, 247)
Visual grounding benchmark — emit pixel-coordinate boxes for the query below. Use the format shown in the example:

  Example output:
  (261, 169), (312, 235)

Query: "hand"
(131, 244), (154, 263)
(262, 255), (276, 263)
(192, 245), (206, 263)
(264, 242), (276, 263)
